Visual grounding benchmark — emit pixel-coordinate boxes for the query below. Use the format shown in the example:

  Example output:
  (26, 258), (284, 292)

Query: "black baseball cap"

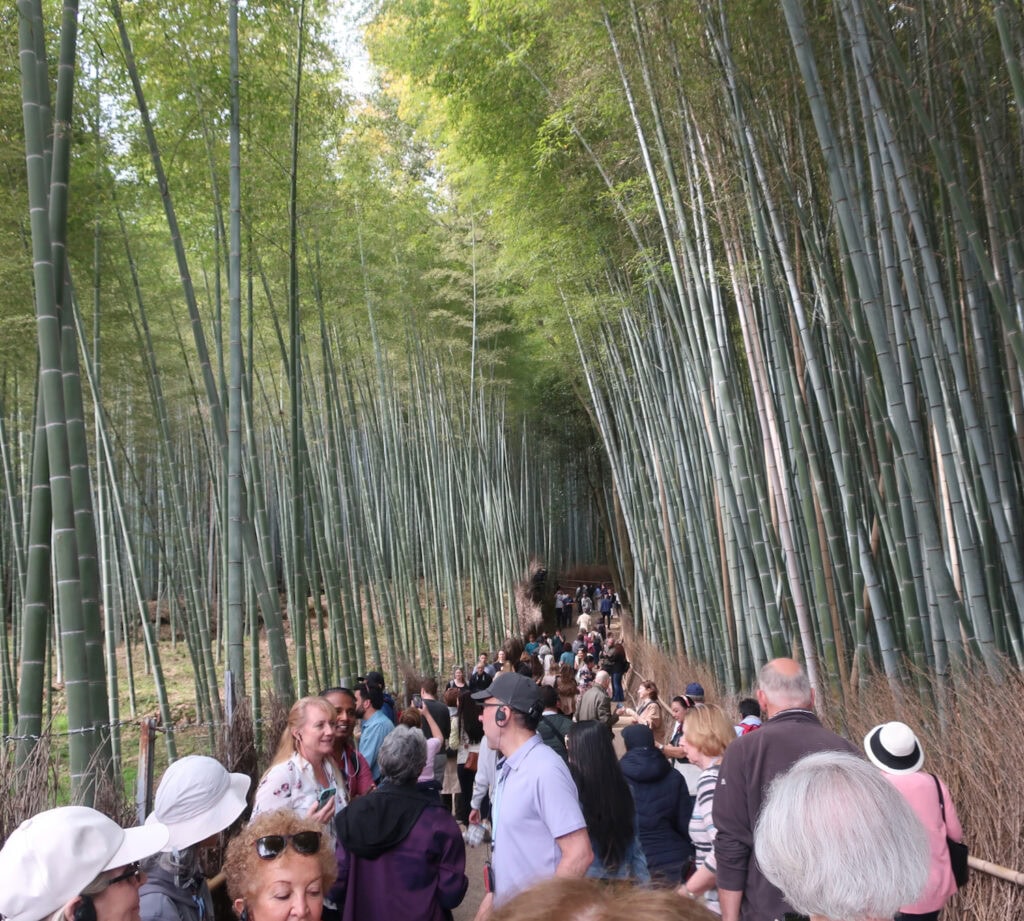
(472, 672), (540, 714)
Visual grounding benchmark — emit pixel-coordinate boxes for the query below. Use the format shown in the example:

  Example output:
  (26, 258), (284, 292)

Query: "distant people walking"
(864, 722), (964, 921)
(713, 659), (858, 921)
(598, 590), (613, 629)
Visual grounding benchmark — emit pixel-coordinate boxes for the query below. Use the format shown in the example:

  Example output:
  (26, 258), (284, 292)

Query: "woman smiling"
(253, 697), (341, 845)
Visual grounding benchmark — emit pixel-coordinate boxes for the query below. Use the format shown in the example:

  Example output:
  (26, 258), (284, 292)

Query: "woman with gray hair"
(330, 726), (468, 921)
(754, 751), (930, 921)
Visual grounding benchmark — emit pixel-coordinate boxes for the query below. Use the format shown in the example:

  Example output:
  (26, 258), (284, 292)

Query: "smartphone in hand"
(318, 787), (336, 808)
(412, 695), (423, 709)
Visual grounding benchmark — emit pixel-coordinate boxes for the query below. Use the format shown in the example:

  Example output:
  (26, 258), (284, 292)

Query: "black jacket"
(619, 745), (693, 881)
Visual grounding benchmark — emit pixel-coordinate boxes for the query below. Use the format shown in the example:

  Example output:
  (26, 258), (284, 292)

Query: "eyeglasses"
(106, 862), (143, 886)
(255, 831), (322, 860)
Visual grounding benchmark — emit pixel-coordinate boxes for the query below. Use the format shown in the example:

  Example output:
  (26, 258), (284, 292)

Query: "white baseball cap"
(0, 806), (169, 921)
(145, 755), (250, 850)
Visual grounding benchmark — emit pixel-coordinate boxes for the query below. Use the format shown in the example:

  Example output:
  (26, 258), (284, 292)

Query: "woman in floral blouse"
(252, 695), (341, 846)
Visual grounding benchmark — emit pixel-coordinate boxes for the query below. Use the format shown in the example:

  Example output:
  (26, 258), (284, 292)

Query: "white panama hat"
(145, 755), (251, 851)
(863, 721), (925, 775)
(0, 806), (168, 921)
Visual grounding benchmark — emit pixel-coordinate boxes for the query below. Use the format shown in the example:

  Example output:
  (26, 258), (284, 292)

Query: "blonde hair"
(682, 704), (734, 758)
(271, 696), (336, 766)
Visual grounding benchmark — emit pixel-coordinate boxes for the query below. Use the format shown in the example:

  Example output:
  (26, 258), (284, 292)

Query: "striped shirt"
(689, 761), (722, 915)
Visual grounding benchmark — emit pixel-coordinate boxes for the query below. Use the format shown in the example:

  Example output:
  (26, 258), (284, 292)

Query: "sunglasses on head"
(255, 831), (321, 860)
(106, 862), (143, 886)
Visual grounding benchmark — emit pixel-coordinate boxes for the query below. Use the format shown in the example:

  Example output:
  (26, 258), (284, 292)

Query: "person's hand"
(469, 808), (482, 825)
(472, 892), (494, 921)
(308, 797), (335, 824)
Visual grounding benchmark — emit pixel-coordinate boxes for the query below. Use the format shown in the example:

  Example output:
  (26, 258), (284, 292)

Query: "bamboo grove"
(4, 0), (1024, 800)
(2, 0), (600, 800)
(370, 0), (1024, 698)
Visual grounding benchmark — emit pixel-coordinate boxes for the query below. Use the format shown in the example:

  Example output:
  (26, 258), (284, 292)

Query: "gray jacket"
(576, 685), (617, 726)
(139, 860), (214, 921)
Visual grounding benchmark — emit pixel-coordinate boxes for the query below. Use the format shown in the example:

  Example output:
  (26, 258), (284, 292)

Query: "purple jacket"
(331, 785), (468, 921)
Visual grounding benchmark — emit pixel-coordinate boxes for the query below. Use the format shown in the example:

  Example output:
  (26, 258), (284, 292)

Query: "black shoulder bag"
(932, 773), (969, 888)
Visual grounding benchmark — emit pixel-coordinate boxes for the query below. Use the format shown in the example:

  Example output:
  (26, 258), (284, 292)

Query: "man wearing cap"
(140, 756), (251, 921)
(713, 658), (857, 921)
(469, 672), (592, 917)
(685, 681), (706, 703)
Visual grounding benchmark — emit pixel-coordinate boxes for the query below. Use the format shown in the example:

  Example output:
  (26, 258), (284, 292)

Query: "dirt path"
(455, 835), (488, 920)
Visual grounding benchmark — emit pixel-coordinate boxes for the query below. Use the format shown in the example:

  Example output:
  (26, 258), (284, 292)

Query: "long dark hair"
(567, 721), (636, 872)
(458, 689), (485, 744)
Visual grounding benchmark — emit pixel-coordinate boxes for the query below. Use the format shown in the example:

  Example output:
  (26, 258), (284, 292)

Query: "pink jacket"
(883, 770), (964, 913)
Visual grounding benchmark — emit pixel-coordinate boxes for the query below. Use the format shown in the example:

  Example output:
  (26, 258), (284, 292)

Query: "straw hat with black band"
(863, 721), (925, 775)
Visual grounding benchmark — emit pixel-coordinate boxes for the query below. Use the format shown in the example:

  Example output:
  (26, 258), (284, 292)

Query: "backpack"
(539, 715), (570, 762)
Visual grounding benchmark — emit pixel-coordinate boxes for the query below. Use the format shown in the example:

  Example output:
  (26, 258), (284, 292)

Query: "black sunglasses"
(106, 862), (142, 886)
(255, 831), (322, 860)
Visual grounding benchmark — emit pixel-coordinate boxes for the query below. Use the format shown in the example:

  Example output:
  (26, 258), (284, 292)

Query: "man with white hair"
(754, 750), (930, 921)
(713, 658), (858, 921)
(575, 670), (618, 727)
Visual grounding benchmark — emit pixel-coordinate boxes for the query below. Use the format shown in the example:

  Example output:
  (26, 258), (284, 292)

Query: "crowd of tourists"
(0, 586), (967, 921)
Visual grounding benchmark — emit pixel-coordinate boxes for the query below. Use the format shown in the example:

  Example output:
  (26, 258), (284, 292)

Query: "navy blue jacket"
(619, 745), (693, 882)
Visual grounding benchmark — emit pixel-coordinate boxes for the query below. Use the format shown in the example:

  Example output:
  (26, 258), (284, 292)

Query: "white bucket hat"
(145, 755), (251, 851)
(863, 721), (925, 775)
(0, 806), (169, 921)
